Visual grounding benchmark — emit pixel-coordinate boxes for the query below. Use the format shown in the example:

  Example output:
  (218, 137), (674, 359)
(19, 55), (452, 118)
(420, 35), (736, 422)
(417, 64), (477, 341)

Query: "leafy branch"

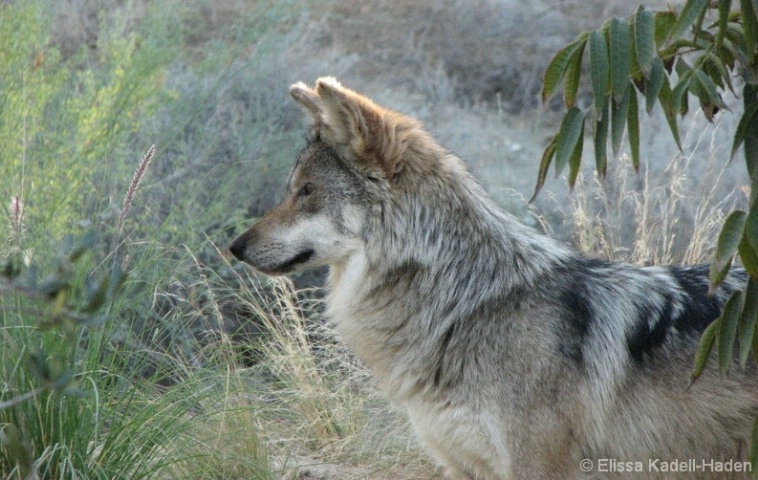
(536, 0), (758, 198)
(536, 0), (758, 466)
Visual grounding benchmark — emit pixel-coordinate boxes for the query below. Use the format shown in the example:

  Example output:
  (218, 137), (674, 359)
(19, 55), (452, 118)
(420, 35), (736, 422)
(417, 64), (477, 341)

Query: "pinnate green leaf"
(589, 30), (610, 118)
(611, 83), (631, 156)
(718, 290), (744, 374)
(645, 57), (665, 114)
(542, 31), (591, 105)
(627, 88), (640, 172)
(555, 107), (585, 178)
(669, 0), (709, 41)
(593, 99), (610, 176)
(716, 0), (733, 48)
(634, 6), (655, 76)
(568, 114), (586, 190)
(530, 135), (558, 202)
(563, 44), (586, 107)
(691, 317), (719, 383)
(710, 210), (747, 289)
(654, 11), (677, 47)
(657, 79), (683, 150)
(610, 17), (632, 103)
(731, 104), (758, 162)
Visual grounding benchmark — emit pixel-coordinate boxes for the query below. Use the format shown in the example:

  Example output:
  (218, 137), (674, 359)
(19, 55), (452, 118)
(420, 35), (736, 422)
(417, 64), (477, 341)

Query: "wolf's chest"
(405, 395), (511, 478)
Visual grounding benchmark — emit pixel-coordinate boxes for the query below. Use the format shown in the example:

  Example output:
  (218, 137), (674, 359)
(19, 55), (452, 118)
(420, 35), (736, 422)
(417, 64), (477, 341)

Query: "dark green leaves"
(742, 0), (758, 65)
(530, 135), (558, 202)
(611, 83), (631, 156)
(554, 107), (585, 181)
(634, 7), (655, 76)
(535, 0), (758, 222)
(610, 18), (632, 103)
(563, 43), (585, 108)
(645, 57), (665, 114)
(717, 290), (744, 374)
(654, 11), (677, 47)
(692, 288), (746, 383)
(542, 31), (590, 105)
(710, 210), (747, 289)
(740, 234), (758, 279)
(537, 14), (649, 187)
(692, 67), (728, 121)
(744, 85), (758, 181)
(535, 0), (758, 464)
(732, 103), (758, 162)
(669, 0), (709, 41)
(627, 89), (640, 172)
(593, 99), (610, 176)
(657, 77), (683, 150)
(746, 206), (758, 256)
(589, 30), (610, 118)
(716, 0), (733, 49)
(691, 317), (719, 382)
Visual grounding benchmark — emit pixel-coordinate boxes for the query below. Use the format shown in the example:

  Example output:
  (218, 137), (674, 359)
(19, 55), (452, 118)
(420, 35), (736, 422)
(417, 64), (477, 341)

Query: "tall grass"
(567, 117), (745, 266)
(0, 0), (299, 478)
(194, 263), (435, 479)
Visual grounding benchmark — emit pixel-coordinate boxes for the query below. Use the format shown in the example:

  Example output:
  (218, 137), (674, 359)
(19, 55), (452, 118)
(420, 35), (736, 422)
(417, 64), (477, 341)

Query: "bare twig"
(0, 385), (48, 410)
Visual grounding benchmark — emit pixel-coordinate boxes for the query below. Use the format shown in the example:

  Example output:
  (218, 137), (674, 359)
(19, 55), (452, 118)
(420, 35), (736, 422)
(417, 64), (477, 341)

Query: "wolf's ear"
(290, 82), (322, 125)
(314, 77), (413, 179)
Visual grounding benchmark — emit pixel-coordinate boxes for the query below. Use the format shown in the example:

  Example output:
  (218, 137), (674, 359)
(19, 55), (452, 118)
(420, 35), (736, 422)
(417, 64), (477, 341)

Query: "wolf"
(229, 77), (758, 479)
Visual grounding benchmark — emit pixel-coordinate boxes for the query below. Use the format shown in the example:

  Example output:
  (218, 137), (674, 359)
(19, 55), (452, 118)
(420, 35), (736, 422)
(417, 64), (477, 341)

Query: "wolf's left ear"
(290, 82), (322, 125)
(315, 77), (415, 179)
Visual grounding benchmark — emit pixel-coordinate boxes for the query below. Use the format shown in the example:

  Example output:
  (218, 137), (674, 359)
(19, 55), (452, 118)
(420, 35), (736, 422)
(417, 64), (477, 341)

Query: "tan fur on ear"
(313, 77), (366, 146)
(289, 77), (438, 180)
(289, 82), (322, 124)
(314, 77), (420, 179)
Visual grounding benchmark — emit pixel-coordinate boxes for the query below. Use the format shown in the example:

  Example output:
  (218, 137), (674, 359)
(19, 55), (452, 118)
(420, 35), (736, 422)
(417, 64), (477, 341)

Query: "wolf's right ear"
(290, 82), (322, 125)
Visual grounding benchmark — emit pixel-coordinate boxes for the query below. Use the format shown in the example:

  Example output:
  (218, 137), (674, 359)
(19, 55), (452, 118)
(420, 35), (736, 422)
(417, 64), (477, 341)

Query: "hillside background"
(0, 1), (750, 479)
(39, 0), (749, 249)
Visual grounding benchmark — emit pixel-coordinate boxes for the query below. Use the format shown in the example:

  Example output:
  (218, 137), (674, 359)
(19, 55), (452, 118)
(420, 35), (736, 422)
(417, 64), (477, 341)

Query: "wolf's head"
(229, 77), (440, 275)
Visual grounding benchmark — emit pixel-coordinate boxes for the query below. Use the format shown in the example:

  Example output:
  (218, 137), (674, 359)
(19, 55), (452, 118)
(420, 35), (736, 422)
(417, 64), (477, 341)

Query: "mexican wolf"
(229, 77), (758, 479)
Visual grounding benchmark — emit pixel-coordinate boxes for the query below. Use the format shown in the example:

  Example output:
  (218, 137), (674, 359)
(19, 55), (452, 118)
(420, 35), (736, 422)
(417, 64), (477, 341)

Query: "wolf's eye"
(298, 182), (314, 197)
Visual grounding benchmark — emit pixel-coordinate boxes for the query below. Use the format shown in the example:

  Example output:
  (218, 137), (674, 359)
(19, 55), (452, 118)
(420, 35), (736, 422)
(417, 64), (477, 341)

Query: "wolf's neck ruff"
(315, 95), (573, 400)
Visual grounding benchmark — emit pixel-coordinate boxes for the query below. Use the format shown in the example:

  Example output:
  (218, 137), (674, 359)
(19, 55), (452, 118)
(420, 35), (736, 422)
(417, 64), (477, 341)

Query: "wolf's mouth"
(275, 249), (315, 273)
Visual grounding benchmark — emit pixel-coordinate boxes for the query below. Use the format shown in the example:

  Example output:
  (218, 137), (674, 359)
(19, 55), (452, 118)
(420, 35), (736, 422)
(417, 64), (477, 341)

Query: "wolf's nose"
(229, 235), (246, 262)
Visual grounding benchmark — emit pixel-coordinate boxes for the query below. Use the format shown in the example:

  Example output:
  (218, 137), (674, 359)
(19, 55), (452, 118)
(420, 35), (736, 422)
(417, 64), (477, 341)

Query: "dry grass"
(153, 242), (437, 479)
(567, 117), (748, 266)
(218, 270), (439, 479)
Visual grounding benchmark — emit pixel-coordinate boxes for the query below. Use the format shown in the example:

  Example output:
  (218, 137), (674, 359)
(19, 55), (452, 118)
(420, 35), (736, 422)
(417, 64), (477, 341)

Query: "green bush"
(0, 2), (174, 247)
(0, 0), (302, 477)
